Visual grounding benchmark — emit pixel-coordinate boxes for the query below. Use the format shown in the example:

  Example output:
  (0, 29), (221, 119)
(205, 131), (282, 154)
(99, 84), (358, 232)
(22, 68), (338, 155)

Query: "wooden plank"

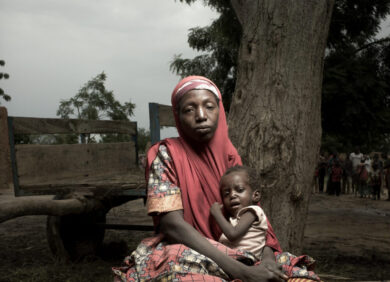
(158, 104), (175, 127)
(12, 117), (137, 135)
(15, 142), (139, 189)
(0, 107), (13, 189)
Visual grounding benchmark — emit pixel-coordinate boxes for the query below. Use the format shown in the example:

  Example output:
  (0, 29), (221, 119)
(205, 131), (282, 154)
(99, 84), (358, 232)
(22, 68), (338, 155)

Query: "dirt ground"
(0, 189), (389, 282)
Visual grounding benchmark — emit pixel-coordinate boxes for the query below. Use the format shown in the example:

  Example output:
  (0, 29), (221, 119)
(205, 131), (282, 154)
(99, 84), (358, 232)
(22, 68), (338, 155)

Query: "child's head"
(219, 165), (261, 217)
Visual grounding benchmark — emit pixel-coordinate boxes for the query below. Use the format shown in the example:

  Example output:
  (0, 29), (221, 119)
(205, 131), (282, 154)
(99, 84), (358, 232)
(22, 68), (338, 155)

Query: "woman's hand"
(259, 246), (288, 281)
(261, 258), (288, 281)
(236, 263), (287, 282)
(210, 202), (223, 217)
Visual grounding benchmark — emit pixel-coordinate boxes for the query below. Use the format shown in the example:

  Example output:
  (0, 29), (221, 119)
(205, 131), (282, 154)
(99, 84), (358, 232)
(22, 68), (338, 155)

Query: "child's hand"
(210, 202), (223, 217)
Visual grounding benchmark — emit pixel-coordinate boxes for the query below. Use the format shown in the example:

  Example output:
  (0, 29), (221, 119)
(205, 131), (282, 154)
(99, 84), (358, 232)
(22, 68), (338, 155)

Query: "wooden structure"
(149, 102), (175, 144)
(0, 103), (176, 261)
(0, 106), (153, 260)
(6, 115), (145, 197)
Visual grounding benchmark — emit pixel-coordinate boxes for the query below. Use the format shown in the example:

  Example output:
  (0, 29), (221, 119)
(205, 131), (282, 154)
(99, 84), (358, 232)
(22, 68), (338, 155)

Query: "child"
(210, 165), (268, 261)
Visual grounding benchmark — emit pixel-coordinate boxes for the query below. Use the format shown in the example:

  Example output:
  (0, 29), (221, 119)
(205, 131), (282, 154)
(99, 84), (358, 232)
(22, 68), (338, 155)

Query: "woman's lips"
(195, 127), (211, 134)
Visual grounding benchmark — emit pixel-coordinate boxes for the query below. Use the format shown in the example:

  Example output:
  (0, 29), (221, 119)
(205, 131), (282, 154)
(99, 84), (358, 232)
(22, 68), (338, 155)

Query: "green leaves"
(0, 59), (11, 104)
(56, 72), (137, 145)
(170, 1), (240, 113)
(57, 72), (135, 121)
(322, 42), (390, 152)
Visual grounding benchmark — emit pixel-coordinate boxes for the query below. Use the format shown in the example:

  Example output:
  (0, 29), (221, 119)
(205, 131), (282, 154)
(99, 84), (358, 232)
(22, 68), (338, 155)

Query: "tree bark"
(0, 107), (13, 190)
(229, 0), (334, 253)
(0, 196), (105, 223)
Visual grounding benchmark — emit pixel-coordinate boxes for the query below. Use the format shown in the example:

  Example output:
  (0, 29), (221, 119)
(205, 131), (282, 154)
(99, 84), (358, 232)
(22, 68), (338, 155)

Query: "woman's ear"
(252, 189), (261, 203)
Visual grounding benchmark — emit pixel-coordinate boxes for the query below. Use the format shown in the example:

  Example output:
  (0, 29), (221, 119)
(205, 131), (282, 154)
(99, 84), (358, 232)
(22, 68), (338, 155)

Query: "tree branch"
(353, 37), (390, 55)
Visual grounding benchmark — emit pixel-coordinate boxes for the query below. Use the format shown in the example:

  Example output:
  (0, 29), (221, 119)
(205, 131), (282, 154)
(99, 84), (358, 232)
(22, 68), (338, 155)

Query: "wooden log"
(11, 117), (137, 135)
(0, 196), (105, 223)
(0, 107), (12, 190)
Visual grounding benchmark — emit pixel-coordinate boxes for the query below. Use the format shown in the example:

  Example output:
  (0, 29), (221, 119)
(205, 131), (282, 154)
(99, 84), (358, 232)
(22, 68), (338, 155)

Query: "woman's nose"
(195, 107), (207, 121)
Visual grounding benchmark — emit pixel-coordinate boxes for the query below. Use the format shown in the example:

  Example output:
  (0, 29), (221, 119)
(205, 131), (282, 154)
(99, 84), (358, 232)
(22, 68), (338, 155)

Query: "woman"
(113, 76), (319, 281)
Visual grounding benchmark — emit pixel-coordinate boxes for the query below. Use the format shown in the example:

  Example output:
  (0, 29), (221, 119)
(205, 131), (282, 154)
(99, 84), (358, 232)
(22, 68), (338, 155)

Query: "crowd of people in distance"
(314, 148), (390, 200)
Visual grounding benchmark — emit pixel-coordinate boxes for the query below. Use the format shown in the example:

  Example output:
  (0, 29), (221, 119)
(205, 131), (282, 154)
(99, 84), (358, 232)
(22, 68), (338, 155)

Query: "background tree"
(171, 1), (390, 154)
(170, 2), (240, 110)
(137, 128), (151, 154)
(0, 60), (11, 104)
(57, 72), (136, 144)
(322, 41), (390, 153)
(321, 0), (390, 153)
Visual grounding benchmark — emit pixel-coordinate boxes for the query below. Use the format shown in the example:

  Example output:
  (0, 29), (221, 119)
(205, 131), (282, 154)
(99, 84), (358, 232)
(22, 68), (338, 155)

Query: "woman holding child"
(113, 76), (319, 281)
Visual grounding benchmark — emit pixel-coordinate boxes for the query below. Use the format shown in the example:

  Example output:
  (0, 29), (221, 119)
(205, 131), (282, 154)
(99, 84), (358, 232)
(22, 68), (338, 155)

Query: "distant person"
(317, 154), (327, 193)
(326, 152), (338, 195)
(357, 159), (369, 198)
(349, 148), (363, 195)
(364, 155), (372, 173)
(342, 157), (353, 194)
(330, 160), (343, 196)
(370, 163), (382, 200)
(384, 160), (390, 201)
(210, 166), (268, 261)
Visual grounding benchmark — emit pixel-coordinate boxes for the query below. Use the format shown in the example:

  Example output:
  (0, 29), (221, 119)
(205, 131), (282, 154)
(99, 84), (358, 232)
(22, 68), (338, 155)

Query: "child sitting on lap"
(210, 165), (268, 261)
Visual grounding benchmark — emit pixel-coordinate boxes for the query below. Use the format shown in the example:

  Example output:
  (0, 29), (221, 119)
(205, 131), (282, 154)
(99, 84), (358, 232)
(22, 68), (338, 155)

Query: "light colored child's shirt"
(218, 205), (268, 260)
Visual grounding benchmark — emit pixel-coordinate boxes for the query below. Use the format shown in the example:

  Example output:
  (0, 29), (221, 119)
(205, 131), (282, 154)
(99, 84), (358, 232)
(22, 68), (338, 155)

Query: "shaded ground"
(303, 193), (390, 281)
(0, 189), (389, 281)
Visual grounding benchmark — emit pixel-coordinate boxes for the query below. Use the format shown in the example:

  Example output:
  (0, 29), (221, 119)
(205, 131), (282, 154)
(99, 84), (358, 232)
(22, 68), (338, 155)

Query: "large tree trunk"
(229, 0), (334, 253)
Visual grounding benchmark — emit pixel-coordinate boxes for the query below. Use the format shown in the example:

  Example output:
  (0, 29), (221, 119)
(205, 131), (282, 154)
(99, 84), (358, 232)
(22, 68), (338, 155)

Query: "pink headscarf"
(146, 76), (281, 251)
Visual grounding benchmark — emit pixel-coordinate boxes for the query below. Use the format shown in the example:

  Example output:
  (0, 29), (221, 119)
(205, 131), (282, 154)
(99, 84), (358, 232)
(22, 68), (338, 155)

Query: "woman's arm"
(210, 203), (256, 241)
(159, 210), (286, 281)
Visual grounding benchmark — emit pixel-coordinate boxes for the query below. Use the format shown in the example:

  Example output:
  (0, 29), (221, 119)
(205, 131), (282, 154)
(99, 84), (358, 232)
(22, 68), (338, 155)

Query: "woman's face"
(178, 89), (219, 143)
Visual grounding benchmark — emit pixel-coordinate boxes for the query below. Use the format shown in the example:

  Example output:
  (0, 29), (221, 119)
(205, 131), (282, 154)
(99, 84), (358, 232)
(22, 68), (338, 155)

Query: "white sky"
(1, 1), (389, 134)
(0, 0), (218, 136)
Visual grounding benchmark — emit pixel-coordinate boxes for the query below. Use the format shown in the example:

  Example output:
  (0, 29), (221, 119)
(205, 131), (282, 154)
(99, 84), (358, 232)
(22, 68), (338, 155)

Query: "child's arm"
(210, 203), (257, 241)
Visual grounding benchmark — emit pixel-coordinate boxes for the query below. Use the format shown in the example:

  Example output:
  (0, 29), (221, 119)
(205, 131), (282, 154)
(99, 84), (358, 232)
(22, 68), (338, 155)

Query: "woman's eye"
(183, 107), (193, 113)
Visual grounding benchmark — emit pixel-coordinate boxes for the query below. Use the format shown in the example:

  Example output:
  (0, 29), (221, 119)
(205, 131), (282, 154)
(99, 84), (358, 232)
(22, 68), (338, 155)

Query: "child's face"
(220, 171), (258, 217)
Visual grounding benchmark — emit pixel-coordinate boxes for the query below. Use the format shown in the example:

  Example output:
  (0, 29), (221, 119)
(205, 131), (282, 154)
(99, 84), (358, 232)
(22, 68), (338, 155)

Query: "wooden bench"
(5, 114), (146, 197)
(1, 107), (152, 260)
(0, 103), (175, 261)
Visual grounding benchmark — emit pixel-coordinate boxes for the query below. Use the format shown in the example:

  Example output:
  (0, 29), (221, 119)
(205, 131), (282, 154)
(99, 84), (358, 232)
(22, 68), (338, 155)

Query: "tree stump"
(46, 196), (107, 261)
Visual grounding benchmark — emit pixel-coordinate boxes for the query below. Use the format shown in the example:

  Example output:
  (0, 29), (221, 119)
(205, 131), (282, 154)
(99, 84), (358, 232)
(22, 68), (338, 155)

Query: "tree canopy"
(0, 60), (11, 104)
(57, 72), (135, 121)
(171, 0), (390, 153)
(56, 72), (136, 144)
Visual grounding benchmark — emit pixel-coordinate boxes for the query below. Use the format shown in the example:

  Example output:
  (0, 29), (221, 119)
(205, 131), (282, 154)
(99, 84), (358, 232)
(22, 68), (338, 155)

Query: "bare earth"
(0, 189), (389, 282)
